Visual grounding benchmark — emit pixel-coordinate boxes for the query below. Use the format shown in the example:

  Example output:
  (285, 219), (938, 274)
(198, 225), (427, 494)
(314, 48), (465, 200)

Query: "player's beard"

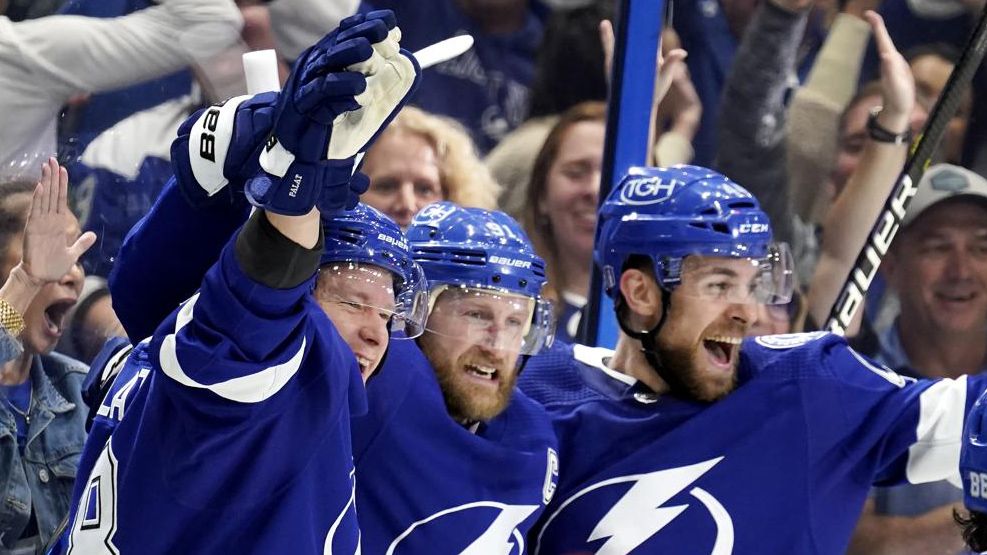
(426, 343), (517, 424)
(653, 329), (740, 403)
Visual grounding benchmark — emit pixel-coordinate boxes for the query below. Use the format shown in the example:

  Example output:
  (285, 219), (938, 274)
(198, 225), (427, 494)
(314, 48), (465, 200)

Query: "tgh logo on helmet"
(619, 176), (681, 205)
(416, 202), (459, 223)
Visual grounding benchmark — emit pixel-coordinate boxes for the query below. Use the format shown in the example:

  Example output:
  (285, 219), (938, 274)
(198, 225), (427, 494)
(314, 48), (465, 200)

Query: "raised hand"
(247, 9), (421, 216)
(657, 56), (702, 141)
(598, 20), (689, 117)
(20, 158), (97, 284)
(270, 11), (393, 163)
(866, 10), (914, 132)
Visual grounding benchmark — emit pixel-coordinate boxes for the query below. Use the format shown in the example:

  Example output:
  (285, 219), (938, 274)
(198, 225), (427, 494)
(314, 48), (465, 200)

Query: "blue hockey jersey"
(352, 339), (559, 554)
(60, 237), (367, 554)
(517, 332), (983, 554)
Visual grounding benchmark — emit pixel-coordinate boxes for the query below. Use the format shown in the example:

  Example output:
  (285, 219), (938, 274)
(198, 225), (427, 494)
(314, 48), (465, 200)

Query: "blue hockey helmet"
(320, 203), (429, 338)
(595, 165), (794, 305)
(406, 202), (555, 355)
(963, 389), (987, 513)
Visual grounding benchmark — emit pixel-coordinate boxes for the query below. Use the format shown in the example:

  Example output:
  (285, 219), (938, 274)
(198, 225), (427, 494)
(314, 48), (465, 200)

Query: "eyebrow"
(338, 289), (389, 307)
(696, 267), (741, 278)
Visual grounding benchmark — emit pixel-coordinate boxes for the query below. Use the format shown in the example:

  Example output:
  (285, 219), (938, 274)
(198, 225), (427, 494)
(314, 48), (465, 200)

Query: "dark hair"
(527, 0), (614, 118)
(521, 101), (607, 303)
(838, 80), (884, 141)
(0, 180), (36, 277)
(904, 42), (961, 65)
(955, 508), (987, 552)
(67, 286), (112, 363)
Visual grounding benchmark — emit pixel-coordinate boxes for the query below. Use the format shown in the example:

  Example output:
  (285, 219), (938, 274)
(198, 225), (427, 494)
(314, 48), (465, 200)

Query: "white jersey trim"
(907, 375), (968, 487)
(158, 292), (307, 404)
(572, 343), (636, 387)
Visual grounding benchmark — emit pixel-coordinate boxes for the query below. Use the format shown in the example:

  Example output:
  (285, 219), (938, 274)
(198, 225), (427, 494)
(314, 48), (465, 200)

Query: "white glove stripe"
(187, 95), (252, 196)
(259, 136), (297, 178)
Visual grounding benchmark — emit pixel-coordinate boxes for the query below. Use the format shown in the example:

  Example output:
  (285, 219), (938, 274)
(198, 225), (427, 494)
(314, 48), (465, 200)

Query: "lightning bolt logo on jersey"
(519, 335), (985, 554)
(54, 237), (367, 554)
(352, 339), (559, 554)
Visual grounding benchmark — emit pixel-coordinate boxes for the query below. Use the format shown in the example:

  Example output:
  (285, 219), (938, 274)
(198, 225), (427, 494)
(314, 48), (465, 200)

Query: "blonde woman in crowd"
(360, 106), (500, 229)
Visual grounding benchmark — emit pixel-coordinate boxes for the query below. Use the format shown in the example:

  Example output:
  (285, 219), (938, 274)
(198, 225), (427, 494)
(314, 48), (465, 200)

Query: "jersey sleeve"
(147, 233), (321, 408)
(0, 0), (241, 98)
(109, 176), (250, 342)
(806, 338), (982, 489)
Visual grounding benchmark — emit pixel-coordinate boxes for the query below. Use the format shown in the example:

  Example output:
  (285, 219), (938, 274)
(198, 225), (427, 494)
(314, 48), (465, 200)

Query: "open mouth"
(464, 363), (499, 385)
(702, 335), (742, 370)
(355, 355), (373, 376)
(43, 299), (76, 337)
(936, 291), (977, 304)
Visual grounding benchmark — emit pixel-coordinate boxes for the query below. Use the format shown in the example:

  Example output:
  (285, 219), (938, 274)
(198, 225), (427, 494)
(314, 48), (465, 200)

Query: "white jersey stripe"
(907, 375), (968, 487)
(158, 293), (307, 404)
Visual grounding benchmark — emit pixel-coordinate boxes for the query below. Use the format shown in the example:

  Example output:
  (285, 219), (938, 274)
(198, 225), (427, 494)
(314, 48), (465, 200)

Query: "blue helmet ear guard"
(960, 389), (987, 553)
(962, 389), (987, 513)
(406, 202), (556, 354)
(320, 203), (429, 338)
(594, 165), (794, 305)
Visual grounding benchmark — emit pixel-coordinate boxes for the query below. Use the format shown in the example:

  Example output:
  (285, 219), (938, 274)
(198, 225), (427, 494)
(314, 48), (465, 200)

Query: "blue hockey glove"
(323, 13), (421, 160)
(321, 170), (371, 212)
(267, 10), (396, 163)
(249, 9), (420, 216)
(244, 157), (355, 216)
(171, 91), (278, 207)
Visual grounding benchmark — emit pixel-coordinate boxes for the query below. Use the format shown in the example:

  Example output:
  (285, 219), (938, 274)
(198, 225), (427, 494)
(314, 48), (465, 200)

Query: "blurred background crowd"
(0, 0), (985, 552)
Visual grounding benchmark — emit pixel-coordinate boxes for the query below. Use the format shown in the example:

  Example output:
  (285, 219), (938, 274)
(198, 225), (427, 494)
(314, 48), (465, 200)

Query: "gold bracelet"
(0, 298), (26, 337)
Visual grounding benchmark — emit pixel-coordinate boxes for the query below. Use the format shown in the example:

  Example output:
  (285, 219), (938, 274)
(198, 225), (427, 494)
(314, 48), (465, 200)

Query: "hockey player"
(53, 10), (425, 553)
(517, 164), (987, 554)
(959, 388), (987, 552)
(72, 10), (559, 550)
(351, 202), (559, 553)
(959, 390), (987, 552)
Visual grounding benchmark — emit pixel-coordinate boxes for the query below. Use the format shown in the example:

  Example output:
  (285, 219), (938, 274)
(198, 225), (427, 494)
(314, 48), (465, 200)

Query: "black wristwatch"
(867, 107), (912, 145)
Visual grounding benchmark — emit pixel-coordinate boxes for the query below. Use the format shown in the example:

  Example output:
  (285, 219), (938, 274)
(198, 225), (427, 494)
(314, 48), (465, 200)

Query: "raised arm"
(0, 0), (242, 99)
(0, 158), (96, 360)
(715, 0), (813, 247)
(806, 11), (913, 335)
(110, 9), (420, 342)
(108, 93), (275, 343)
(786, 0), (876, 225)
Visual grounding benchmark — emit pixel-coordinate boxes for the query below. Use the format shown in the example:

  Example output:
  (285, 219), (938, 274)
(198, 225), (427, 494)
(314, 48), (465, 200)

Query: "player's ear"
(619, 268), (663, 328)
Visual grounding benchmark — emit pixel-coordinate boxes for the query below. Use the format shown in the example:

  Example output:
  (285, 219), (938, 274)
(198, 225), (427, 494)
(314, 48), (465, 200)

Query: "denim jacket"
(0, 331), (88, 548)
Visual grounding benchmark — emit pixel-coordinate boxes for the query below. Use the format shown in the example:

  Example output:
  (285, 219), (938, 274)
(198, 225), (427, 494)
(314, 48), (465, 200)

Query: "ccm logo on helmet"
(738, 223), (769, 234)
(377, 232), (409, 250)
(489, 256), (532, 269)
(619, 177), (680, 205)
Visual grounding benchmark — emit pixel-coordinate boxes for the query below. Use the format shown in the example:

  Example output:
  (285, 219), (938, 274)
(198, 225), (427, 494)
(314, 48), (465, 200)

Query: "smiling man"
(517, 164), (987, 554)
(849, 163), (987, 555)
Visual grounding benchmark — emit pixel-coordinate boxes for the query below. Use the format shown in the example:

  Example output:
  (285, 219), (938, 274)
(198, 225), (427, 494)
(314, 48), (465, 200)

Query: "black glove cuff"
(235, 210), (324, 289)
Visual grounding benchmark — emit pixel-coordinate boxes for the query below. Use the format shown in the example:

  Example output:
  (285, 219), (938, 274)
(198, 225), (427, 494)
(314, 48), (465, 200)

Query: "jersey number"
(67, 441), (120, 554)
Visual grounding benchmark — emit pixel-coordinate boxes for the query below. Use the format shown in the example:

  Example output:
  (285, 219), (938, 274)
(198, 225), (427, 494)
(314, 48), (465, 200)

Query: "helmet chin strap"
(614, 289), (694, 399)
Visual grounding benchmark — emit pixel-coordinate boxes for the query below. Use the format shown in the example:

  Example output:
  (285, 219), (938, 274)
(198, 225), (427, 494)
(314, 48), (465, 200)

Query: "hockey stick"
(412, 35), (475, 70)
(581, 0), (666, 347)
(824, 5), (987, 335)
